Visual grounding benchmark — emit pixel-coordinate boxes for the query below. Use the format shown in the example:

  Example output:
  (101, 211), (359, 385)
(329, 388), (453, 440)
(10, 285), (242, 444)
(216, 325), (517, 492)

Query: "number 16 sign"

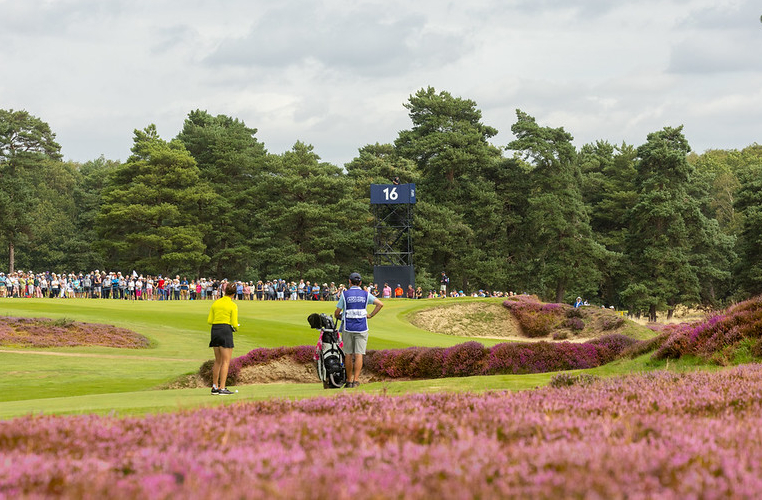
(370, 183), (416, 204)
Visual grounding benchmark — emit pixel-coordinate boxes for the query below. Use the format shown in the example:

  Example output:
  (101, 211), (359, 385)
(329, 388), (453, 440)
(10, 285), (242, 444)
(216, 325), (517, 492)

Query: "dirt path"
(0, 349), (201, 362)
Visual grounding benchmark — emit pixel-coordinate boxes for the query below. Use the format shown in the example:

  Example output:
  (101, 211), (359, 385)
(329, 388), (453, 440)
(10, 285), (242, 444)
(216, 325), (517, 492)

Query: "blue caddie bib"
(342, 287), (370, 333)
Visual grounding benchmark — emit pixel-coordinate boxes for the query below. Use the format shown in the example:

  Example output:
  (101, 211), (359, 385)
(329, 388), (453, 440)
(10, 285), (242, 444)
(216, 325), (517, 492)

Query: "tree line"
(1, 88), (761, 318)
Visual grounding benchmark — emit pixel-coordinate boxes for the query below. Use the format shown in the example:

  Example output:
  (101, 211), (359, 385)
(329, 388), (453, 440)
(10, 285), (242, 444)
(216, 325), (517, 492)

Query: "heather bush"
(652, 328), (694, 360)
(503, 296), (566, 337)
(483, 343), (523, 374)
(601, 315), (625, 330)
(220, 335), (637, 383)
(553, 342), (603, 370)
(561, 317), (585, 331)
(652, 295), (762, 362)
(587, 334), (640, 364)
(566, 308), (583, 319)
(365, 347), (421, 378)
(198, 360), (216, 384)
(752, 339), (762, 358)
(0, 316), (150, 349)
(441, 341), (488, 377)
(620, 332), (670, 359)
(482, 341), (606, 375)
(409, 347), (446, 379)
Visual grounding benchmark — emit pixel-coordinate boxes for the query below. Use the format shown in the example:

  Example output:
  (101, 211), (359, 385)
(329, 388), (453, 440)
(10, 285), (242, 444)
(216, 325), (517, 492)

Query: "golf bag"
(308, 313), (346, 389)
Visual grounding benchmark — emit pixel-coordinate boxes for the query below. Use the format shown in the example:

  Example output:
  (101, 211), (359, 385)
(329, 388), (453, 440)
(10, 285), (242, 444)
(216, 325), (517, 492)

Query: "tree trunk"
(649, 304), (657, 323)
(555, 281), (565, 304)
(8, 240), (14, 274)
(667, 308), (674, 320)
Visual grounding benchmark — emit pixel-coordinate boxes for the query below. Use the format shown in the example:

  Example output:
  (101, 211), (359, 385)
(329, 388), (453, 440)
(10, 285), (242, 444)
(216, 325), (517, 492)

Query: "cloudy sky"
(1, 0), (760, 167)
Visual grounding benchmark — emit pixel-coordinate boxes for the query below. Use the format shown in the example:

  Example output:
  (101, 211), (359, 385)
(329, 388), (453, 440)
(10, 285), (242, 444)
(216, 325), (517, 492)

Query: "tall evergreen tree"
(579, 141), (638, 306)
(622, 126), (701, 320)
(70, 157), (121, 271)
(394, 87), (504, 290)
(688, 149), (742, 236)
(251, 142), (367, 281)
(507, 110), (604, 303)
(734, 153), (762, 297)
(96, 125), (213, 276)
(481, 156), (534, 293)
(21, 160), (81, 271)
(345, 143), (419, 199)
(0, 109), (62, 272)
(176, 110), (267, 278)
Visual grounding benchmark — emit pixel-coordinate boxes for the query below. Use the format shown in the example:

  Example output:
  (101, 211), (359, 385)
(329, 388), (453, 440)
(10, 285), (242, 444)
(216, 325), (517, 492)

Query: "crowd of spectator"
(0, 270), (518, 301)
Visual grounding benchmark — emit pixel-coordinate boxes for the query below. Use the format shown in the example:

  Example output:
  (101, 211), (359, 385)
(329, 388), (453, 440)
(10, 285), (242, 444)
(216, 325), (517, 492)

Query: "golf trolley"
(308, 313), (346, 389)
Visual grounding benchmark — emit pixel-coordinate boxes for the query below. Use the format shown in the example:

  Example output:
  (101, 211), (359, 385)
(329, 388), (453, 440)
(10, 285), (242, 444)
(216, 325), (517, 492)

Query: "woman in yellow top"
(207, 281), (239, 395)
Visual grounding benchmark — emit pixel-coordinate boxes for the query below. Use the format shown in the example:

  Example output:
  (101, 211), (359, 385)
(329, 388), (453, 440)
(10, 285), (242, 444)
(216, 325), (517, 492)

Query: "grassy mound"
(652, 295), (762, 364)
(408, 301), (523, 338)
(502, 295), (645, 340)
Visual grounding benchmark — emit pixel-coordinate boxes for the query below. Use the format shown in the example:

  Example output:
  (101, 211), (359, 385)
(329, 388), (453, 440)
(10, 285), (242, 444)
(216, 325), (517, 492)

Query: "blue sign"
(370, 183), (416, 204)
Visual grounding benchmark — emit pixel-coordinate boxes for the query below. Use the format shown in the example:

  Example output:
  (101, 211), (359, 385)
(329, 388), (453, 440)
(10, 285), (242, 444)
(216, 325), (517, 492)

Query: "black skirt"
(209, 324), (234, 348)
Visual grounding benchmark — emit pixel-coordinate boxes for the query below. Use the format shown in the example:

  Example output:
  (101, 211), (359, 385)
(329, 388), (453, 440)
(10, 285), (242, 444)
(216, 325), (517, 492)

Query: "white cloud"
(0, 0), (760, 165)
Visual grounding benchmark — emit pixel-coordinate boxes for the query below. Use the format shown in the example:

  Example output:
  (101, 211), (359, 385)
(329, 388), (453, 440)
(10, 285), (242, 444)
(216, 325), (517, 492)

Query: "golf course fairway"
(0, 297), (581, 418)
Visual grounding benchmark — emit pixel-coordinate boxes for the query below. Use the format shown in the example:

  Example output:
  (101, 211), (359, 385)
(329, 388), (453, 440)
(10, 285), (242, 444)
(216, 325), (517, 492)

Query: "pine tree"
(394, 87), (504, 290)
(176, 110), (267, 278)
(0, 109), (62, 272)
(734, 149), (762, 297)
(622, 126), (700, 320)
(507, 110), (604, 303)
(251, 142), (367, 282)
(579, 141), (638, 306)
(96, 125), (213, 275)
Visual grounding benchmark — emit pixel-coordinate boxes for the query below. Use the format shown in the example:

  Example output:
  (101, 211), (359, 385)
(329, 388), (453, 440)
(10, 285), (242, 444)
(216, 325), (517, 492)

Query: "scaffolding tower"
(370, 183), (416, 288)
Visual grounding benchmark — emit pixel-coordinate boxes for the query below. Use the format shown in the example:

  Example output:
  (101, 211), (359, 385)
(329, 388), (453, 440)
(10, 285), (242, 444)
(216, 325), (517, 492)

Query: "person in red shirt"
(394, 284), (404, 298)
(157, 276), (166, 300)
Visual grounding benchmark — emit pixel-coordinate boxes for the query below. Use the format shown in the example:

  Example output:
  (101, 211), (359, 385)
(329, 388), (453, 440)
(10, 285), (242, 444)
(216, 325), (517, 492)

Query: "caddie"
(334, 272), (383, 388)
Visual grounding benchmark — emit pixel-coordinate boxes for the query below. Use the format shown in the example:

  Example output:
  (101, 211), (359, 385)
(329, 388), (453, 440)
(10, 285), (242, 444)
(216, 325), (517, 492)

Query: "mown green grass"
(0, 353), (708, 420)
(0, 297), (675, 419)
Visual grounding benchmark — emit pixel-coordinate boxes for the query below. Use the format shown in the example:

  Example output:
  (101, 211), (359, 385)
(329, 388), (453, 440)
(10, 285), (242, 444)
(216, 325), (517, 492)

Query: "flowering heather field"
(4, 364), (762, 498)
(0, 316), (150, 349)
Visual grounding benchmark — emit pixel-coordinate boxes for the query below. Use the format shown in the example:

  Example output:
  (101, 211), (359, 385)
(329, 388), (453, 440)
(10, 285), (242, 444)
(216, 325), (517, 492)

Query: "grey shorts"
(343, 331), (369, 355)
